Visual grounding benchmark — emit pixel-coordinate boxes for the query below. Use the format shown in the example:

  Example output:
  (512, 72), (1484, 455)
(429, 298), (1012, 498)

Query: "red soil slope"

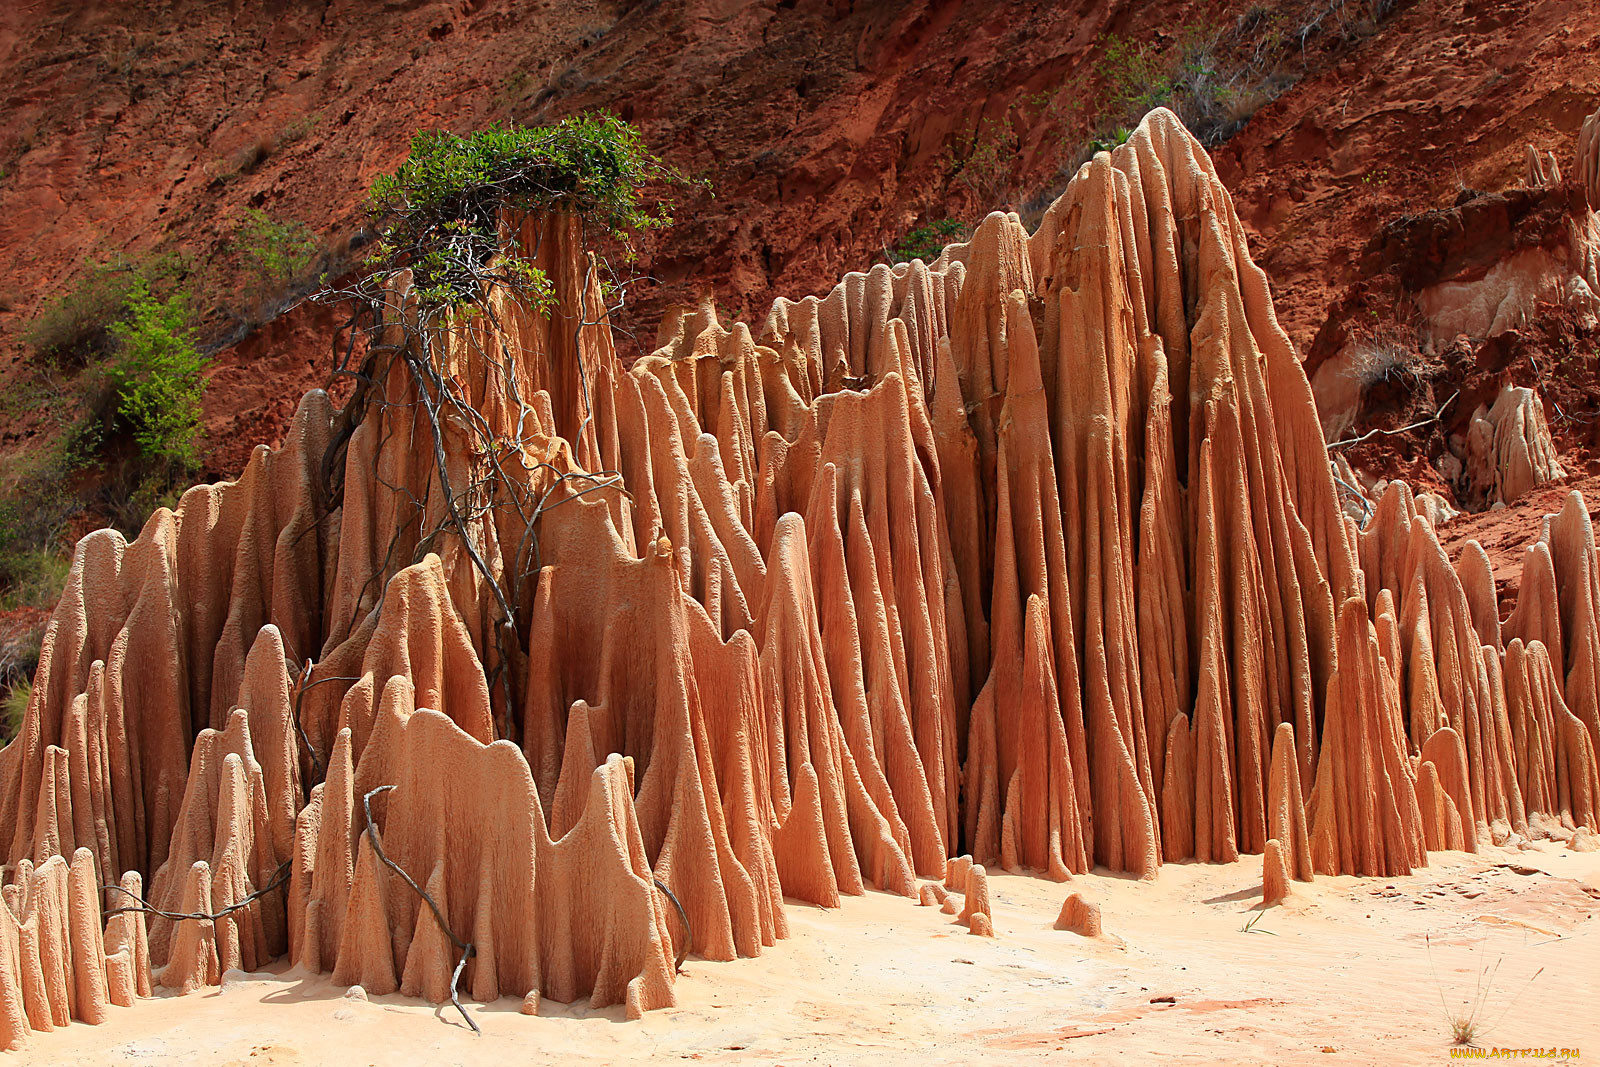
(1217, 0), (1600, 353)
(0, 0), (1596, 484)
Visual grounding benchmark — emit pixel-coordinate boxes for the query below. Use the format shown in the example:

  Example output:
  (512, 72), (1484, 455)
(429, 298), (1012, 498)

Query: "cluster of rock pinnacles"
(0, 108), (1596, 1049)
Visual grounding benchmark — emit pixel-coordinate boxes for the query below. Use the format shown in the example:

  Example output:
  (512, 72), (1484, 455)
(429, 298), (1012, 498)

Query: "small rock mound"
(1053, 893), (1102, 937)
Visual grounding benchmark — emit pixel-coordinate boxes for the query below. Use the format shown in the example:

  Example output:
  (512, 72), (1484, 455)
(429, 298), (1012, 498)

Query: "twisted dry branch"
(102, 859), (292, 923)
(1327, 389), (1460, 450)
(362, 784), (479, 1036)
(653, 877), (692, 972)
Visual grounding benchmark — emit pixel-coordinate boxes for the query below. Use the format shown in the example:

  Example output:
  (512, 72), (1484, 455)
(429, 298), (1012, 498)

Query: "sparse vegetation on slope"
(0, 400), (97, 610)
(22, 254), (187, 363)
(235, 209), (322, 313)
(1088, 23), (1272, 153)
(0, 679), (27, 746)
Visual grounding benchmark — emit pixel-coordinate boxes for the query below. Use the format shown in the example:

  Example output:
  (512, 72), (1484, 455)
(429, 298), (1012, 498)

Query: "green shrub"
(0, 428), (88, 596)
(363, 111), (693, 313)
(942, 117), (1019, 207)
(22, 253), (191, 363)
(493, 70), (532, 112)
(279, 111), (322, 148)
(0, 458), (74, 663)
(0, 679), (29, 744)
(1090, 27), (1257, 149)
(107, 280), (208, 466)
(100, 469), (187, 541)
(1097, 33), (1176, 120)
(0, 548), (68, 613)
(10, 253), (210, 578)
(235, 209), (321, 298)
(1088, 127), (1134, 154)
(1168, 29), (1261, 146)
(885, 219), (970, 265)
(23, 259), (140, 360)
(0, 495), (71, 613)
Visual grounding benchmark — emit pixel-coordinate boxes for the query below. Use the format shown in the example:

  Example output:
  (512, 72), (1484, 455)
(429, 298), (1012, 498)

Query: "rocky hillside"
(0, 0), (1595, 550)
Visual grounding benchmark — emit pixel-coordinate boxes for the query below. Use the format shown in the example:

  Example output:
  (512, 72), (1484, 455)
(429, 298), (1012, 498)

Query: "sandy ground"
(17, 843), (1600, 1066)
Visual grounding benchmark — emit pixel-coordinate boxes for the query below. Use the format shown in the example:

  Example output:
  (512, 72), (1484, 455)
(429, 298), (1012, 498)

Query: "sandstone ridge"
(0, 108), (1596, 1047)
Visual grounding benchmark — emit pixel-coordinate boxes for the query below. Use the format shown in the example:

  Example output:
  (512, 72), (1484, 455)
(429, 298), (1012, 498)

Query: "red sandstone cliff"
(2, 0), (1595, 488)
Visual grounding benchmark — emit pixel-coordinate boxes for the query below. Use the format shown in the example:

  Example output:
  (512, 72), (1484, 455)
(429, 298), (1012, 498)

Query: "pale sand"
(19, 843), (1599, 1066)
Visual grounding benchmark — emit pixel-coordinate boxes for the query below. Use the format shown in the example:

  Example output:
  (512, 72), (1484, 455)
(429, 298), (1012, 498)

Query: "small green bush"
(1169, 29), (1262, 146)
(363, 111), (693, 313)
(0, 500), (70, 614)
(0, 450), (75, 645)
(9, 253), (210, 583)
(23, 260), (140, 360)
(107, 280), (208, 466)
(943, 117), (1018, 207)
(885, 219), (970, 265)
(22, 253), (191, 362)
(1097, 34), (1176, 120)
(0, 428), (89, 592)
(0, 548), (68, 613)
(0, 679), (29, 744)
(101, 471), (187, 541)
(235, 209), (321, 297)
(1088, 127), (1135, 154)
(279, 111), (322, 148)
(1090, 26), (1266, 149)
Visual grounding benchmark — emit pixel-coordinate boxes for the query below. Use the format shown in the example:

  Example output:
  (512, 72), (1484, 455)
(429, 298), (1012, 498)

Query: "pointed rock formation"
(1309, 598), (1426, 877)
(1262, 839), (1291, 906)
(0, 850), (153, 1047)
(2, 106), (1599, 1043)
(1464, 384), (1565, 507)
(1580, 105), (1600, 209)
(1267, 723), (1312, 881)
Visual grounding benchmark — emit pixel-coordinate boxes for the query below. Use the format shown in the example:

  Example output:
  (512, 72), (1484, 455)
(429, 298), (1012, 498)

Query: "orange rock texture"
(1465, 384), (1567, 507)
(0, 108), (1597, 1041)
(1053, 892), (1103, 937)
(1581, 104), (1600, 209)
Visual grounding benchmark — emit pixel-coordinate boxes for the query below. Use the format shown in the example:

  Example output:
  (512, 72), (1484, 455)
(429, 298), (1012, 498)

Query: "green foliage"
(938, 86), (1083, 214)
(0, 679), (28, 745)
(364, 111), (693, 313)
(22, 254), (190, 362)
(0, 489), (72, 613)
(235, 209), (321, 297)
(1097, 33), (1176, 119)
(1090, 26), (1260, 150)
(0, 434), (81, 625)
(1087, 127), (1134, 154)
(101, 471), (187, 541)
(23, 259), (140, 361)
(1168, 27), (1261, 145)
(107, 280), (208, 466)
(885, 218), (970, 265)
(493, 70), (532, 112)
(0, 526), (45, 744)
(1240, 910), (1277, 935)
(279, 111), (322, 148)
(940, 90), (1080, 208)
(943, 117), (1017, 206)
(0, 549), (68, 614)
